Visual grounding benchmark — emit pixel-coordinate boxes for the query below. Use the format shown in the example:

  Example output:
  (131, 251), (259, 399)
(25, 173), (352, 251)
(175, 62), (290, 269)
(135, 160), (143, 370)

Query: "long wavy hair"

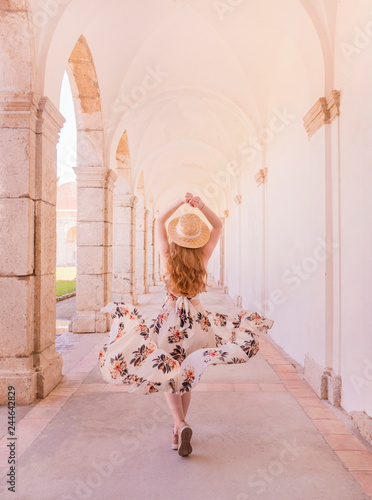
(163, 241), (207, 296)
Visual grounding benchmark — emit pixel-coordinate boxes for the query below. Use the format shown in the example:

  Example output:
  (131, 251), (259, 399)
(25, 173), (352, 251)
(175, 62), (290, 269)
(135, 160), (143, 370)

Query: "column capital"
(113, 194), (138, 208)
(37, 96), (65, 144)
(106, 169), (118, 191)
(73, 167), (118, 189)
(254, 167), (268, 187)
(303, 89), (341, 139)
(0, 90), (39, 130)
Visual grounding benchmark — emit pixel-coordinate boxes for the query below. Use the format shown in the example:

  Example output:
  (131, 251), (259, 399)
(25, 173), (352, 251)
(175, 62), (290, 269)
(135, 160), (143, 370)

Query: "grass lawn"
(56, 280), (76, 297)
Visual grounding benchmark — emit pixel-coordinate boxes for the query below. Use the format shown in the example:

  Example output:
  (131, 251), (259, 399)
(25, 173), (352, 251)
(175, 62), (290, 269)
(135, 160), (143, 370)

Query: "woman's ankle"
(174, 419), (188, 433)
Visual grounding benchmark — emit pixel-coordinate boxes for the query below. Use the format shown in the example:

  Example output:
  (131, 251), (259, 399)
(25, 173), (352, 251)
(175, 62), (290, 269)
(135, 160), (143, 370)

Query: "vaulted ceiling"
(29, 0), (338, 211)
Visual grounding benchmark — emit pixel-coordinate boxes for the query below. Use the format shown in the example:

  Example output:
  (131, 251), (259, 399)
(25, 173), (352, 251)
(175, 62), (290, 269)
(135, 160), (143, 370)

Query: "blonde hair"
(163, 242), (207, 297)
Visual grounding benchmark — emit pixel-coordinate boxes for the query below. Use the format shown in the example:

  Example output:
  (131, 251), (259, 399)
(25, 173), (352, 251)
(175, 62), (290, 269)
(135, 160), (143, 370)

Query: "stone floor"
(1, 286), (372, 499)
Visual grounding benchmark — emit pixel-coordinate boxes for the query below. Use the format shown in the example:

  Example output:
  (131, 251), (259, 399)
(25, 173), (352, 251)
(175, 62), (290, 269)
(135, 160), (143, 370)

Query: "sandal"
(177, 420), (193, 457)
(171, 427), (179, 450)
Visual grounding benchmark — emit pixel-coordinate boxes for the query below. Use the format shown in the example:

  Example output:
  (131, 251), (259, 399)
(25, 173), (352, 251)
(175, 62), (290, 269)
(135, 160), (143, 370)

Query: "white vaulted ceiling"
(29, 0), (334, 212)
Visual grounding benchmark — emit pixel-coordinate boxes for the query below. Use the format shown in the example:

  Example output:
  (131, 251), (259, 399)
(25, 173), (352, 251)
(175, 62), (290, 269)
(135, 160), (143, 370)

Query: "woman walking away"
(98, 193), (274, 457)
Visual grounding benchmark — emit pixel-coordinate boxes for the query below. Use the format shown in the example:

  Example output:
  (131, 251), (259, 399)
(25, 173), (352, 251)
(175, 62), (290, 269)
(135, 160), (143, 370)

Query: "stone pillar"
(219, 215), (226, 287)
(135, 205), (149, 294)
(113, 194), (138, 304)
(303, 91), (342, 405)
(147, 216), (156, 287)
(72, 167), (117, 333)
(0, 92), (65, 404)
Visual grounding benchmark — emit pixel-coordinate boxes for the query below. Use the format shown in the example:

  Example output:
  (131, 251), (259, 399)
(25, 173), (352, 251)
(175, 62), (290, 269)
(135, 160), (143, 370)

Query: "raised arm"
(155, 193), (193, 260)
(189, 196), (223, 262)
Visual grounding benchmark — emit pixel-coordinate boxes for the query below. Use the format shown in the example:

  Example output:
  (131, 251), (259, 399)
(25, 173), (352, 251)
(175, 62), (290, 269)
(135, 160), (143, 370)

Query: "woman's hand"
(189, 196), (205, 210)
(180, 192), (193, 204)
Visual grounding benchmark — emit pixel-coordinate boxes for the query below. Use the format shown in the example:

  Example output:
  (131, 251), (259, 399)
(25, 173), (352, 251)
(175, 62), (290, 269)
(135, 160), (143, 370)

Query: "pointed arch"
(66, 35), (104, 167)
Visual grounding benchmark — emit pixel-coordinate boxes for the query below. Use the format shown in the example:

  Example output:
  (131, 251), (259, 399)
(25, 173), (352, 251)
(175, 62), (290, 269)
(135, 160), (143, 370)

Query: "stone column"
(147, 216), (156, 287)
(72, 167), (117, 333)
(303, 91), (342, 405)
(113, 194), (138, 304)
(219, 215), (226, 287)
(0, 92), (65, 404)
(135, 205), (149, 294)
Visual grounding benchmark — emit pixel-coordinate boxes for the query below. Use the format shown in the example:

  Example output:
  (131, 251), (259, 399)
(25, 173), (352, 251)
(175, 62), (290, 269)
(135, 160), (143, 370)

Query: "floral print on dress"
(203, 349), (229, 363)
(134, 323), (150, 339)
(178, 305), (193, 329)
(180, 365), (195, 393)
(109, 353), (128, 379)
(167, 326), (189, 344)
(150, 309), (170, 335)
(115, 323), (125, 340)
(130, 342), (157, 368)
(195, 312), (211, 331)
(214, 313), (228, 327)
(152, 353), (178, 374)
(98, 289), (274, 395)
(170, 345), (187, 364)
(214, 334), (224, 347)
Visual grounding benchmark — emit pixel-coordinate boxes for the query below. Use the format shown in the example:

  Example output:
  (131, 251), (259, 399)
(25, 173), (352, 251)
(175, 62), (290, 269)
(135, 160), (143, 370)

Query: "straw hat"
(168, 213), (210, 248)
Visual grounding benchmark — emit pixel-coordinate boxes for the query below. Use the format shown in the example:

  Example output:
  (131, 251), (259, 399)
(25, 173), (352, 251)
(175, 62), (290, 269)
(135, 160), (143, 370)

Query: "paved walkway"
(1, 286), (372, 499)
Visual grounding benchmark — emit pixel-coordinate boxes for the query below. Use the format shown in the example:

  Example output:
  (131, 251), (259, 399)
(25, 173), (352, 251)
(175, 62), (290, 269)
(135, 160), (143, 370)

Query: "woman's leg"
(164, 393), (185, 431)
(181, 391), (191, 418)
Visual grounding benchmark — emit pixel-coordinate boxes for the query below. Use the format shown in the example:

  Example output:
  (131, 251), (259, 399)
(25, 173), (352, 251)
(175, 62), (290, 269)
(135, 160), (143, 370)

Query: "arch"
(298, 0), (335, 92)
(108, 85), (258, 168)
(114, 130), (132, 195)
(116, 130), (130, 164)
(66, 225), (77, 243)
(66, 35), (104, 167)
(134, 139), (238, 198)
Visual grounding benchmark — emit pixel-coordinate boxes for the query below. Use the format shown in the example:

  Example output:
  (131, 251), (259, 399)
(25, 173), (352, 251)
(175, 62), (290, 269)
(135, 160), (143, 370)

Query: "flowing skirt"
(98, 295), (274, 395)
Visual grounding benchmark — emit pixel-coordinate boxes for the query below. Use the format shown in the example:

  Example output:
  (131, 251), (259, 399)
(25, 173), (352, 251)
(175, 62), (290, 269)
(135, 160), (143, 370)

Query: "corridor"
(0, 286), (371, 500)
(1, 0), (372, 498)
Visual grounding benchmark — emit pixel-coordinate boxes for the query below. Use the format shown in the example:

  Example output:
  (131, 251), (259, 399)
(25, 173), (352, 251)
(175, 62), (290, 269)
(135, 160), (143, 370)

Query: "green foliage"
(56, 280), (76, 297)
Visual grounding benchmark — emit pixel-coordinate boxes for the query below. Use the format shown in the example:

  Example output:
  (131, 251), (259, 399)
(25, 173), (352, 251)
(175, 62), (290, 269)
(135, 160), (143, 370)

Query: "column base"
(112, 292), (138, 306)
(0, 347), (63, 404)
(304, 354), (341, 405)
(72, 311), (110, 333)
(234, 295), (242, 307)
(304, 354), (328, 399)
(325, 369), (342, 406)
(136, 284), (147, 295)
(35, 345), (64, 399)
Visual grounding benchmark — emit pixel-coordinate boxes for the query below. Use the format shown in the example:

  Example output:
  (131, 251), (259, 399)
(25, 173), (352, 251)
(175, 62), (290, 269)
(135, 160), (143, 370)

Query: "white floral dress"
(98, 287), (274, 395)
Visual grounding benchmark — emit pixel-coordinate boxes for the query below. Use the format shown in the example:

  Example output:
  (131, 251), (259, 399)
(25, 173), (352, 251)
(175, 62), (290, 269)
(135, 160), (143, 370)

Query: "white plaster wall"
(335, 0), (372, 415)
(225, 199), (241, 302)
(266, 119), (326, 367)
(240, 160), (263, 314)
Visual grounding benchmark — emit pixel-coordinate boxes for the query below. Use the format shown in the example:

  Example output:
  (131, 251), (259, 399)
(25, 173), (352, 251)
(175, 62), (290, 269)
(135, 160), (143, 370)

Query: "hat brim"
(168, 217), (210, 249)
